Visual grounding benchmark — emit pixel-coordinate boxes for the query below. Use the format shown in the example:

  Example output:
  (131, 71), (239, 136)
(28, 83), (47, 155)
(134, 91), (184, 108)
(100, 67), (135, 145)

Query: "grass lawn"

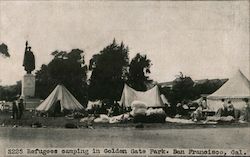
(0, 110), (80, 128)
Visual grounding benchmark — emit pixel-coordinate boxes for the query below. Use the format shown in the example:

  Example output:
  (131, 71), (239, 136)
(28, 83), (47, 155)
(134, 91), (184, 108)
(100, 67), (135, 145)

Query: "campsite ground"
(1, 110), (250, 129)
(0, 111), (249, 156)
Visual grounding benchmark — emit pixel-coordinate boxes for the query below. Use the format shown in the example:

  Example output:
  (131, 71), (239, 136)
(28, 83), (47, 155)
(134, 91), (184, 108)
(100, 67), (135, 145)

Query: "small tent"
(119, 84), (165, 108)
(207, 70), (250, 111)
(36, 85), (84, 112)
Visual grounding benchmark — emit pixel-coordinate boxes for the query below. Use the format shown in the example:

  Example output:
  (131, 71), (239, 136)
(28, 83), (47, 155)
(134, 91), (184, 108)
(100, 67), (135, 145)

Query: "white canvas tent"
(119, 84), (165, 108)
(36, 85), (84, 112)
(207, 70), (250, 111)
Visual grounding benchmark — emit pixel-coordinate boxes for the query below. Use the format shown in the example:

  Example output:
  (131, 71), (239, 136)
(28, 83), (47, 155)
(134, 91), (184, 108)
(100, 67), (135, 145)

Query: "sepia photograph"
(0, 0), (249, 156)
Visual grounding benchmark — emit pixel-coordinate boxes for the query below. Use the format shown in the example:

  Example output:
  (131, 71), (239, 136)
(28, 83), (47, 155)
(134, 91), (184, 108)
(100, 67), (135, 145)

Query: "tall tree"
(168, 72), (195, 105)
(0, 81), (21, 101)
(127, 53), (152, 91)
(88, 39), (129, 101)
(35, 49), (88, 105)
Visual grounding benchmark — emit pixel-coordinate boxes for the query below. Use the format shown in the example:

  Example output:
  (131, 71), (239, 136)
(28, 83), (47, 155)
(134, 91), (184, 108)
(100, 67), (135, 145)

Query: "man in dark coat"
(12, 101), (18, 120)
(18, 98), (24, 119)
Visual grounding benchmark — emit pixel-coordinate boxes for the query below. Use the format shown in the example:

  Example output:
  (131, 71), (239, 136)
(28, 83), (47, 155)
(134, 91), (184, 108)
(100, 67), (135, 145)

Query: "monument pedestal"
(21, 74), (41, 110)
(21, 74), (35, 97)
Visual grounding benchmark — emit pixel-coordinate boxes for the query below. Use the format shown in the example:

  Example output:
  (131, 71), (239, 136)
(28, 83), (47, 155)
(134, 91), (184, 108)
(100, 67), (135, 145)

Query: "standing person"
(226, 101), (236, 118)
(221, 99), (227, 109)
(217, 99), (225, 115)
(201, 98), (207, 110)
(12, 101), (18, 120)
(18, 98), (24, 119)
(241, 98), (250, 122)
(217, 99), (229, 117)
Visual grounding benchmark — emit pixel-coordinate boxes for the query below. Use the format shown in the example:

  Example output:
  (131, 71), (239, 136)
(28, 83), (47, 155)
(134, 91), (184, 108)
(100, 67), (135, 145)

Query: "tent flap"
(120, 84), (165, 108)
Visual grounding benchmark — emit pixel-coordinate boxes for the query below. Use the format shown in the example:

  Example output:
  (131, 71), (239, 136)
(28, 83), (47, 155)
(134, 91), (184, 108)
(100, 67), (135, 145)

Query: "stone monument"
(21, 41), (36, 98)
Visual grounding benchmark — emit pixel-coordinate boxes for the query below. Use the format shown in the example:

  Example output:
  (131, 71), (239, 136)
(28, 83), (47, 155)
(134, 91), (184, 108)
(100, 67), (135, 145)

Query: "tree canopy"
(163, 72), (195, 106)
(0, 81), (21, 101)
(35, 49), (88, 105)
(88, 39), (129, 101)
(127, 53), (152, 91)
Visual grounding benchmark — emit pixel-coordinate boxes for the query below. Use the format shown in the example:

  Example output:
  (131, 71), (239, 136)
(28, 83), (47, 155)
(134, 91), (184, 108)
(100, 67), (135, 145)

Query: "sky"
(0, 1), (249, 85)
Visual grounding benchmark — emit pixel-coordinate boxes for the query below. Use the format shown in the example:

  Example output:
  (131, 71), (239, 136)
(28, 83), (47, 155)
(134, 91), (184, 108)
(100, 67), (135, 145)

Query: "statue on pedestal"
(23, 41), (35, 74)
(21, 41), (36, 98)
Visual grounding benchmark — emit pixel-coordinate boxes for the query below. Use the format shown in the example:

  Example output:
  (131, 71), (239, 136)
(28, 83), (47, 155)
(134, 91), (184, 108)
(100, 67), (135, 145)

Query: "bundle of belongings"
(109, 113), (132, 123)
(130, 101), (166, 123)
(165, 117), (194, 124)
(80, 113), (132, 124)
(65, 112), (86, 119)
(130, 101), (147, 123)
(80, 116), (95, 123)
(130, 101), (147, 116)
(83, 100), (167, 124)
(145, 108), (166, 123)
(94, 114), (110, 123)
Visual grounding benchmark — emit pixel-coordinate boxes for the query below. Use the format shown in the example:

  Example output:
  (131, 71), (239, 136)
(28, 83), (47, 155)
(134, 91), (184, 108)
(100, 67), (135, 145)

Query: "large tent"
(36, 85), (84, 112)
(207, 70), (250, 111)
(119, 84), (165, 108)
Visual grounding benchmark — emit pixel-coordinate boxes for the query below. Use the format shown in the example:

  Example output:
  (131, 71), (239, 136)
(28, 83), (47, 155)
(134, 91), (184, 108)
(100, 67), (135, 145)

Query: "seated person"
(208, 100), (240, 122)
(111, 103), (120, 116)
(205, 100), (237, 123)
(191, 102), (207, 122)
(245, 99), (250, 122)
(238, 98), (250, 122)
(217, 101), (235, 117)
(175, 103), (187, 117)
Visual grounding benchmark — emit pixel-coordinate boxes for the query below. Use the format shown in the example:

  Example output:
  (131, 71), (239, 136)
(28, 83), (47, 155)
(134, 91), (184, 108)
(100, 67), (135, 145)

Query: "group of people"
(191, 98), (250, 122)
(216, 99), (249, 122)
(88, 102), (128, 117)
(12, 98), (24, 120)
